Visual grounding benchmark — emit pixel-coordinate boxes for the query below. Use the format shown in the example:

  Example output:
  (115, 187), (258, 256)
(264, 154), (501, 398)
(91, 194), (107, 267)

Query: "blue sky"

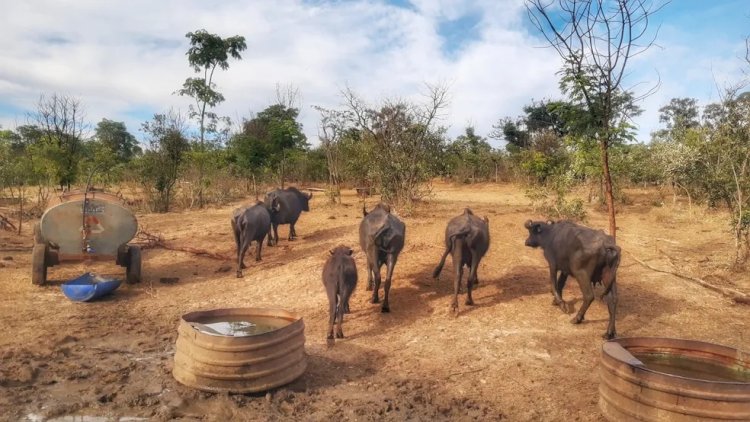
(0, 0), (747, 148)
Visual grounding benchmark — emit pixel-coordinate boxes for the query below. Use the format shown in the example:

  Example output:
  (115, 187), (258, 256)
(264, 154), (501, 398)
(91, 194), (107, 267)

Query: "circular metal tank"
(599, 337), (750, 421)
(173, 307), (307, 393)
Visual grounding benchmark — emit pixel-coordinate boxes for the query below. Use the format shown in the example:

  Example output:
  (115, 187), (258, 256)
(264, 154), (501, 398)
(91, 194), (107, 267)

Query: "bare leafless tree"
(342, 83), (449, 208)
(31, 93), (88, 189)
(526, 0), (667, 239)
(314, 106), (352, 203)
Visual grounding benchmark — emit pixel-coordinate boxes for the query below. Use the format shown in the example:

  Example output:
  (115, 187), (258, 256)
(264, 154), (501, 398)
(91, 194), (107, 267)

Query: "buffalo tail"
(599, 245), (621, 298)
(433, 227), (471, 279)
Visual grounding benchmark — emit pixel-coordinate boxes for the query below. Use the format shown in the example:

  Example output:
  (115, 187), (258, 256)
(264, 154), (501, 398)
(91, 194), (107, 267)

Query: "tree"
(177, 29), (246, 146)
(342, 84), (449, 208)
(228, 103), (308, 189)
(31, 93), (87, 189)
(137, 111), (190, 212)
(314, 106), (352, 203)
(94, 119), (141, 162)
(526, 0), (664, 239)
(447, 127), (496, 183)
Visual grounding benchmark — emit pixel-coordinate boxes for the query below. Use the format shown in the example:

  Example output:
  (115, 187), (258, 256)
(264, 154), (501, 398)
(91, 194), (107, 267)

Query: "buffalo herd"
(231, 187), (622, 341)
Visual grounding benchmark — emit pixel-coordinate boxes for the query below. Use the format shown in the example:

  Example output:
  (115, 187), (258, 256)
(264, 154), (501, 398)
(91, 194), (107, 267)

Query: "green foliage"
(525, 174), (587, 222)
(227, 103), (308, 186)
(177, 29), (247, 145)
(94, 119), (141, 162)
(136, 112), (191, 212)
(444, 127), (501, 183)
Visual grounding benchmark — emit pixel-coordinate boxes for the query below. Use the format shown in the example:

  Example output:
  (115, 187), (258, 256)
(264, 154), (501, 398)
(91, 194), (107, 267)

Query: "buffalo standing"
(322, 245), (358, 341)
(523, 220), (621, 339)
(359, 203), (405, 313)
(231, 198), (279, 278)
(433, 208), (490, 314)
(264, 187), (313, 245)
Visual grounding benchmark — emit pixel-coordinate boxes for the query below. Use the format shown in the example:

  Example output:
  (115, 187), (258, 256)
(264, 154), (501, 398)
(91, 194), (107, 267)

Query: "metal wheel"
(31, 244), (48, 286)
(33, 223), (44, 244)
(116, 244), (128, 267)
(126, 245), (141, 284)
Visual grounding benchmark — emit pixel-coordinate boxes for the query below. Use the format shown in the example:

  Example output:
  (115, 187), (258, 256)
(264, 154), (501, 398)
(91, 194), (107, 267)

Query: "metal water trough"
(599, 337), (750, 421)
(173, 307), (307, 393)
(32, 188), (141, 286)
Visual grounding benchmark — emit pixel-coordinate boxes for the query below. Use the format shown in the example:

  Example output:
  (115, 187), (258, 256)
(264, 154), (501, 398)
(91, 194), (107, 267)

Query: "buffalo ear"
(307, 192), (313, 200)
(546, 220), (554, 225)
(483, 216), (489, 224)
(329, 249), (335, 255)
(524, 219), (533, 229)
(347, 248), (353, 256)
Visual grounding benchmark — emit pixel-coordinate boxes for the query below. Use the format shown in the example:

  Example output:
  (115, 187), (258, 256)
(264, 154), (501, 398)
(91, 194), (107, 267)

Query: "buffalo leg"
(548, 266), (566, 311)
(271, 223), (279, 246)
(603, 280), (618, 339)
(370, 261), (382, 304)
(451, 239), (464, 314)
(267, 223), (275, 246)
(326, 288), (337, 340)
(338, 287), (354, 338)
(366, 265), (374, 291)
(288, 223), (296, 241)
(382, 254), (397, 313)
(466, 252), (480, 307)
(571, 272), (595, 324)
(255, 238), (263, 262)
(237, 234), (251, 278)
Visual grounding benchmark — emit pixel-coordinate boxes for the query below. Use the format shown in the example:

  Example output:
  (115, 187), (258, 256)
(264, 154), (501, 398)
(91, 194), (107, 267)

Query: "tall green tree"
(137, 111), (191, 212)
(177, 29), (247, 145)
(228, 103), (308, 188)
(526, 0), (664, 239)
(94, 119), (141, 162)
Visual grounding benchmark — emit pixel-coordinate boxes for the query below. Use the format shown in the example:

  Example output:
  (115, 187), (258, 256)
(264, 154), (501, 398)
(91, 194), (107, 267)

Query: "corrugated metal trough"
(172, 307), (307, 393)
(600, 337), (750, 421)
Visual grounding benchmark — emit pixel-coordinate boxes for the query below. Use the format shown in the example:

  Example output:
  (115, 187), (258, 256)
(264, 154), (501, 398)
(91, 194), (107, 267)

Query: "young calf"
(231, 198), (279, 278)
(322, 245), (358, 340)
(433, 208), (490, 315)
(523, 219), (621, 339)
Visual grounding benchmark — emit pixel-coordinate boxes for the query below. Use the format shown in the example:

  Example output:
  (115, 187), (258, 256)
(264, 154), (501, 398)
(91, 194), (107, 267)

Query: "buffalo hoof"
(570, 316), (583, 324)
(560, 301), (574, 314)
(603, 331), (616, 340)
(465, 298), (474, 306)
(335, 331), (344, 339)
(327, 333), (334, 340)
(343, 303), (351, 314)
(236, 271), (243, 278)
(255, 257), (262, 262)
(371, 297), (379, 304)
(381, 305), (390, 313)
(240, 263), (247, 269)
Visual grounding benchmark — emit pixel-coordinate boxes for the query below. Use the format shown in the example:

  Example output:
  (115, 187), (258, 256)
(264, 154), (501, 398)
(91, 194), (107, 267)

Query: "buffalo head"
(524, 219), (554, 248)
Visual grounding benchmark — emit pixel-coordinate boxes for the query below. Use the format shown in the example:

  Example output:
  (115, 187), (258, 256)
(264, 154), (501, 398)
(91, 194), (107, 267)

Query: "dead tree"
(526, 0), (666, 240)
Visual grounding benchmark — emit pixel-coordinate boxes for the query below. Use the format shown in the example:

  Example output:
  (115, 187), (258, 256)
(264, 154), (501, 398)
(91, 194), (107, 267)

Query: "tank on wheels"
(31, 188), (141, 286)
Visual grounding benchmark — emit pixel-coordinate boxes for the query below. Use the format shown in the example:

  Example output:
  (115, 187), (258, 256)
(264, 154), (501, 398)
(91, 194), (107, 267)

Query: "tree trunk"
(600, 138), (617, 240)
(18, 185), (23, 235)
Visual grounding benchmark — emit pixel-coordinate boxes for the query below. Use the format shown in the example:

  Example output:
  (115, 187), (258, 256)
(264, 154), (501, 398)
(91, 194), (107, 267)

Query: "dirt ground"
(1, 181), (748, 421)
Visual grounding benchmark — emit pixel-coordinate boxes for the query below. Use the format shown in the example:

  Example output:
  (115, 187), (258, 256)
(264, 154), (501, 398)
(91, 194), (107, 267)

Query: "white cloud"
(0, 0), (745, 148)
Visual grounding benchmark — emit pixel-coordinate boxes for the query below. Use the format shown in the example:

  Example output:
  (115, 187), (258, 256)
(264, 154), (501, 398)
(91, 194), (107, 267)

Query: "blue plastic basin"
(61, 272), (122, 302)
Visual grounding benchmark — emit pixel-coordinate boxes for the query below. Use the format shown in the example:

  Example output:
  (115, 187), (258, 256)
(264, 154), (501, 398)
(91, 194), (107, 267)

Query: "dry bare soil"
(1, 181), (748, 421)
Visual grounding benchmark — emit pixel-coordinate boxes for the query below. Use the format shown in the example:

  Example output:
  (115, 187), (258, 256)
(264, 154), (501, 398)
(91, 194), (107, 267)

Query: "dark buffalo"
(264, 187), (312, 245)
(359, 203), (405, 313)
(231, 198), (279, 278)
(524, 219), (621, 339)
(433, 208), (490, 314)
(322, 245), (358, 341)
